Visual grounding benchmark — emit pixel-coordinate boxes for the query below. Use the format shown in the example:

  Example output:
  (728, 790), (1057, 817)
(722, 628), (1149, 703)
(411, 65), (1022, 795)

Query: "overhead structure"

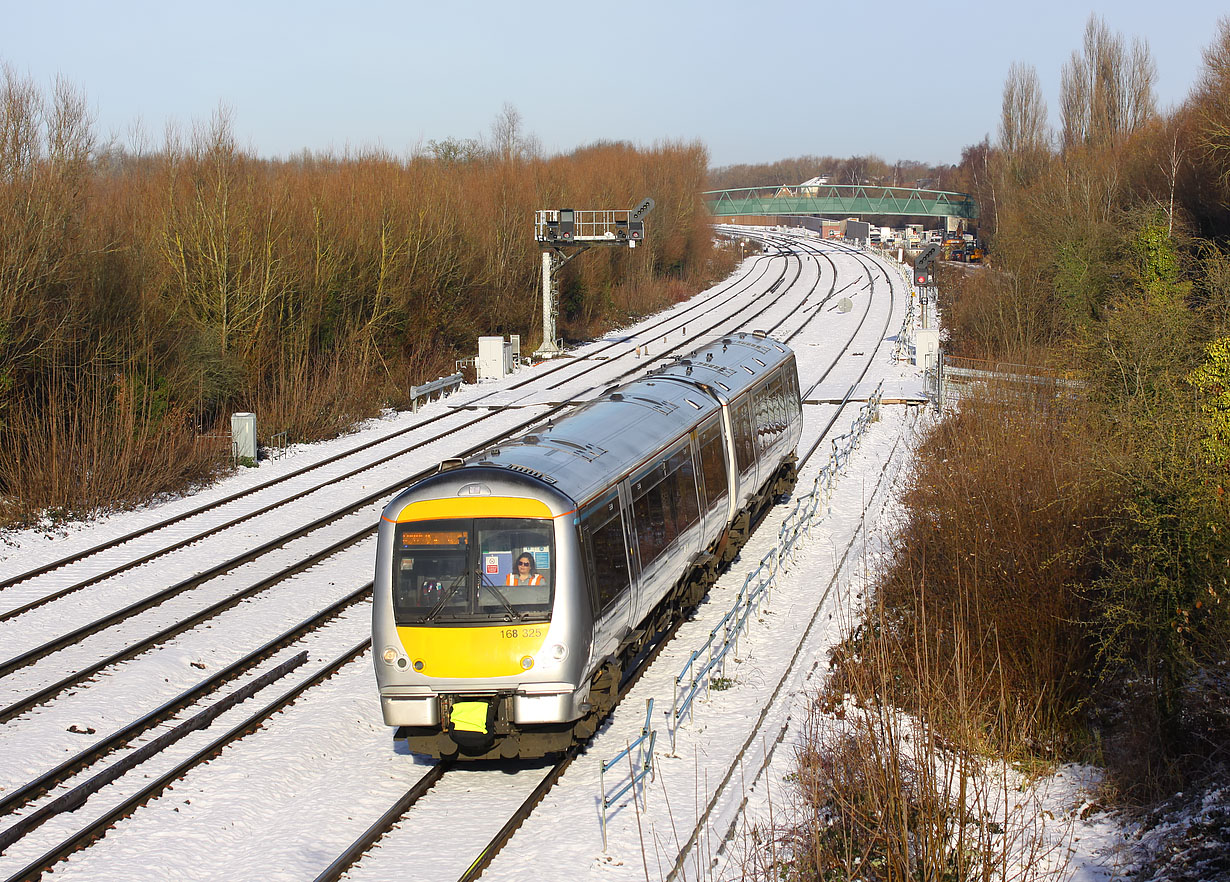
(533, 199), (654, 359)
(705, 184), (979, 221)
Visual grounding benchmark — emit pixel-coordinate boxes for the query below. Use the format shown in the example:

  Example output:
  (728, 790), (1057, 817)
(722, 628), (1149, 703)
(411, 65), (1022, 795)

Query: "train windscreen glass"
(393, 518), (553, 624)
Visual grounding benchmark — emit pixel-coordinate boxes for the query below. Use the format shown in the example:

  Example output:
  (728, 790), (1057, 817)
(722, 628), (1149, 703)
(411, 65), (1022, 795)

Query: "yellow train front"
(372, 332), (802, 760)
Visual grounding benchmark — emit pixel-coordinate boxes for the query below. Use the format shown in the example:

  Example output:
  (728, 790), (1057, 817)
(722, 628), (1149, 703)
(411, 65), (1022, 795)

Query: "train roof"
(649, 331), (795, 403)
(469, 374), (717, 508)
(395, 333), (796, 515)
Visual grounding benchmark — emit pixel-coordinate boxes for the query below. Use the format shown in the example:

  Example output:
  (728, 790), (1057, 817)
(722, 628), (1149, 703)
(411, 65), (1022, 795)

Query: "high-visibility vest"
(506, 573), (544, 586)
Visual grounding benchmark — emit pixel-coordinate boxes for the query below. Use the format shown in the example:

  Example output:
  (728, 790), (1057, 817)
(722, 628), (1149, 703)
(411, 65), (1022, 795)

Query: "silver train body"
(372, 331), (803, 759)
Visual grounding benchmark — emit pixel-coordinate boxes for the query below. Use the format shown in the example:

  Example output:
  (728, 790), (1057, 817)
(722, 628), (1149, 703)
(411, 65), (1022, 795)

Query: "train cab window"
(698, 421), (728, 509)
(581, 492), (630, 614)
(392, 519), (470, 622)
(392, 518), (553, 624)
(475, 520), (554, 616)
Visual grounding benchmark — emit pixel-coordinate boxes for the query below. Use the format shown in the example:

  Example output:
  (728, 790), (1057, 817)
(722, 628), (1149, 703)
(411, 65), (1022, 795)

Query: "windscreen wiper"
(478, 571), (524, 621)
(423, 573), (468, 623)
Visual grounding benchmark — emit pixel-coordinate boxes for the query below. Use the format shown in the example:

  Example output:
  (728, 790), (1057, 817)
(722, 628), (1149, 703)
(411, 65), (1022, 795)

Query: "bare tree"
(488, 102), (539, 163)
(1060, 15), (1156, 151)
(1193, 17), (1230, 187)
(0, 63), (41, 182)
(998, 61), (1047, 180)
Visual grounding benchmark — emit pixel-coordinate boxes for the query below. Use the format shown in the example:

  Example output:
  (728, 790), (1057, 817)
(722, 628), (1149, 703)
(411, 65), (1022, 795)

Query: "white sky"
(2, 0), (1225, 168)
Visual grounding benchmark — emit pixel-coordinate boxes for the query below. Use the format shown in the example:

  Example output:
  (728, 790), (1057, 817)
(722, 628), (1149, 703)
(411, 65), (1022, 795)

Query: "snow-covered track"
(1, 640), (370, 882)
(0, 253), (785, 605)
(0, 252), (815, 727)
(0, 584), (369, 793)
(0, 234), (920, 881)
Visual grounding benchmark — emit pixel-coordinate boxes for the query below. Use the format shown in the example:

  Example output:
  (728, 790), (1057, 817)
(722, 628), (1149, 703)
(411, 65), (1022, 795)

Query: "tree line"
(0, 79), (727, 525)
(885, 15), (1230, 801)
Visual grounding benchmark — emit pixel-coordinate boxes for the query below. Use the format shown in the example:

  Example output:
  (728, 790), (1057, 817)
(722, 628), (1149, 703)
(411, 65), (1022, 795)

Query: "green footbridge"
(705, 185), (979, 220)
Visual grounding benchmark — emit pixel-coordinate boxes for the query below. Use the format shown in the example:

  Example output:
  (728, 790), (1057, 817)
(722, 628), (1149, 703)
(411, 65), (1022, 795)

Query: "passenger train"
(372, 331), (803, 759)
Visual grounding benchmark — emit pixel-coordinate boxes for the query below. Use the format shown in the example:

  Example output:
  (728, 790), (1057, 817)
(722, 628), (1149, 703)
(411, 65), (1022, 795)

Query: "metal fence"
(668, 382), (885, 745)
(598, 699), (656, 850)
(410, 372), (464, 412)
(940, 355), (1072, 411)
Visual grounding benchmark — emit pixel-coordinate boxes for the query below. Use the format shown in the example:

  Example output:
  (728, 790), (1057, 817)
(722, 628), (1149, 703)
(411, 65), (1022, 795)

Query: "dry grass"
(0, 363), (226, 526)
(737, 586), (1078, 882)
(873, 386), (1108, 752)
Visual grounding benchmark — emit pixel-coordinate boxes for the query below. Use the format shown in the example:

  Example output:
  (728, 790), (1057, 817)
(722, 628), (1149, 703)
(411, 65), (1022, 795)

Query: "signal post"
(533, 199), (654, 359)
(913, 242), (940, 329)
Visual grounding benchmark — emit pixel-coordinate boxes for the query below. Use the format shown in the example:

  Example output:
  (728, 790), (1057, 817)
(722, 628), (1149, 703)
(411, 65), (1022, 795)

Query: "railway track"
(0, 246), (814, 722)
(474, 233), (915, 882)
(0, 252), (785, 605)
(311, 514), (707, 882)
(0, 232), (916, 881)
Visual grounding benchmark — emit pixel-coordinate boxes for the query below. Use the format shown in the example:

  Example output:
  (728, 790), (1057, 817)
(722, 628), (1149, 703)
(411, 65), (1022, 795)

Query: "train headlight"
(520, 656), (534, 670)
(549, 643), (568, 662)
(413, 659), (425, 671)
(382, 647), (398, 664)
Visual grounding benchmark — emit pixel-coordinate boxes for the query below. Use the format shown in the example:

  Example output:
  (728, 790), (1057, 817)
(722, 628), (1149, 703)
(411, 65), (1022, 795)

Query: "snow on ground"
(0, 236), (1147, 881)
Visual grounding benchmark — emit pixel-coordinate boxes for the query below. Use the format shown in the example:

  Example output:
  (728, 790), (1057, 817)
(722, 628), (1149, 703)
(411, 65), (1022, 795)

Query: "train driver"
(506, 553), (544, 586)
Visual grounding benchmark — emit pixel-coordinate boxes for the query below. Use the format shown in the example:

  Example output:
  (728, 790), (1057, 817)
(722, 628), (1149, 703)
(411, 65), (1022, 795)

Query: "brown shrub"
(0, 362), (227, 525)
(0, 74), (722, 524)
(877, 387), (1110, 750)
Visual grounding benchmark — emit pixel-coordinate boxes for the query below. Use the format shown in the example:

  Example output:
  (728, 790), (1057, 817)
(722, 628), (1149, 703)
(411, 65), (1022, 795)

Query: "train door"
(579, 485), (636, 663)
(729, 395), (759, 504)
(696, 416), (730, 542)
(628, 457), (672, 618)
(784, 358), (803, 445)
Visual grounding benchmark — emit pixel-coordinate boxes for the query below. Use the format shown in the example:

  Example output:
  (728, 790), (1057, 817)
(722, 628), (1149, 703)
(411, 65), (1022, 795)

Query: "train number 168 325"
(501, 628), (542, 639)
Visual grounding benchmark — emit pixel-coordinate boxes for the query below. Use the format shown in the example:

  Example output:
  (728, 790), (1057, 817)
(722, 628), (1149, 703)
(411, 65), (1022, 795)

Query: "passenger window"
(632, 473), (672, 566)
(753, 386), (770, 450)
(699, 423), (728, 509)
(766, 375), (785, 437)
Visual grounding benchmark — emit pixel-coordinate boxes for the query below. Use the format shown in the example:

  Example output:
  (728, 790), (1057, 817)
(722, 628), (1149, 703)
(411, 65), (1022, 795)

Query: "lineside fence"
(409, 372), (464, 413)
(597, 698), (656, 849)
(668, 381), (885, 746)
(594, 234), (905, 839)
(595, 385), (891, 841)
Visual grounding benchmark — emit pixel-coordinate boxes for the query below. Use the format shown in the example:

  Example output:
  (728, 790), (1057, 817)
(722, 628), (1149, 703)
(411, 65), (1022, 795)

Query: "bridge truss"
(705, 184), (979, 220)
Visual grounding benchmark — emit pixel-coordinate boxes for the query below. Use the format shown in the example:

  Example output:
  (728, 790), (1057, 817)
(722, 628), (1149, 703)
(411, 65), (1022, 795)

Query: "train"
(371, 331), (804, 759)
